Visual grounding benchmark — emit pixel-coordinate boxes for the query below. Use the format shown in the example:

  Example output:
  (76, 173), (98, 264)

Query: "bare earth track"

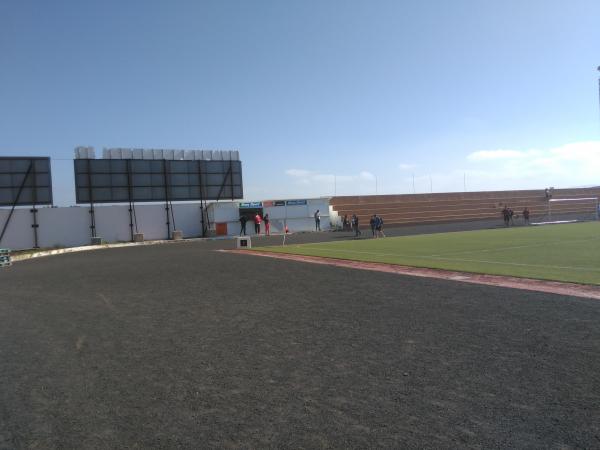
(1, 227), (600, 448)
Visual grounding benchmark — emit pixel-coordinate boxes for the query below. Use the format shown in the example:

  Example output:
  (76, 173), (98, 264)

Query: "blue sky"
(1, 0), (599, 205)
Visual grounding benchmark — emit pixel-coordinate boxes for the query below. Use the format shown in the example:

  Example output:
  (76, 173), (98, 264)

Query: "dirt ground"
(1, 228), (600, 449)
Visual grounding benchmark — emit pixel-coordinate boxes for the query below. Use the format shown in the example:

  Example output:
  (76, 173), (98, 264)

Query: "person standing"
(522, 207), (530, 225)
(254, 212), (262, 234)
(354, 215), (361, 237)
(314, 210), (321, 231)
(264, 213), (270, 236)
(370, 215), (376, 237)
(239, 214), (247, 236)
(502, 205), (510, 227)
(376, 215), (385, 238)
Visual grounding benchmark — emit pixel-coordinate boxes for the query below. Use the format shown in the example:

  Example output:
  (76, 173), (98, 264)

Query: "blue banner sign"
(239, 201), (262, 208)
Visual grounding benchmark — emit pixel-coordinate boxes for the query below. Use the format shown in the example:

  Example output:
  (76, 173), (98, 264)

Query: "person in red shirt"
(254, 213), (262, 234)
(264, 213), (270, 236)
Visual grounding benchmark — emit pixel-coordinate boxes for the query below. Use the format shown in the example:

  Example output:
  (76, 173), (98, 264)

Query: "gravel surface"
(1, 228), (600, 449)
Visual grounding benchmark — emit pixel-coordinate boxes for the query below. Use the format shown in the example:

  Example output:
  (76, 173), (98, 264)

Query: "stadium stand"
(331, 187), (600, 227)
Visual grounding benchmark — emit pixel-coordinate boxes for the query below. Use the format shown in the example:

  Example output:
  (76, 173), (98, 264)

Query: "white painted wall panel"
(1, 197), (332, 250)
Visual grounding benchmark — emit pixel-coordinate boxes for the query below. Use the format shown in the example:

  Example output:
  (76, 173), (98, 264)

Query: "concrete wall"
(0, 203), (204, 250)
(0, 198), (331, 250)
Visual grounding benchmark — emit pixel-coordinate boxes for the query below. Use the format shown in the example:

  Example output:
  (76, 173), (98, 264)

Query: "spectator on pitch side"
(254, 213), (262, 234)
(239, 214), (248, 236)
(264, 213), (270, 236)
(522, 207), (530, 225)
(342, 214), (349, 231)
(370, 215), (376, 237)
(314, 210), (321, 231)
(502, 205), (510, 227)
(353, 214), (361, 237)
(376, 215), (386, 238)
(509, 208), (514, 226)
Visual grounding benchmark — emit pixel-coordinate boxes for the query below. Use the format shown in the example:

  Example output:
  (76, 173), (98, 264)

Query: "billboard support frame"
(126, 160), (139, 242)
(215, 161), (234, 202)
(86, 159), (97, 238)
(0, 161), (33, 245)
(163, 160), (170, 239)
(30, 161), (39, 248)
(197, 160), (206, 238)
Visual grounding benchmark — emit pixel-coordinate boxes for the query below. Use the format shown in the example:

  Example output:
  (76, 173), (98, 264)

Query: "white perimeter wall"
(0, 198), (331, 250)
(0, 203), (204, 250)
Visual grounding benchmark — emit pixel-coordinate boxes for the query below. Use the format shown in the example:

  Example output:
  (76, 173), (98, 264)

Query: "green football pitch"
(256, 222), (600, 285)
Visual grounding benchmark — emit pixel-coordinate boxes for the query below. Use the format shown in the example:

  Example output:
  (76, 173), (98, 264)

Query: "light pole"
(597, 66), (600, 131)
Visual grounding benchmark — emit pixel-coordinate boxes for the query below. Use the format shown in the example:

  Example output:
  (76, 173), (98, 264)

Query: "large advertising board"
(0, 157), (53, 206)
(74, 159), (243, 203)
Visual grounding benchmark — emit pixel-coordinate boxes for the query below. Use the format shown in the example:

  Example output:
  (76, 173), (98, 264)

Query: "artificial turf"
(256, 221), (600, 285)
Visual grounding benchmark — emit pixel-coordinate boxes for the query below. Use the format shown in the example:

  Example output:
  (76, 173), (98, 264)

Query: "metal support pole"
(163, 160), (171, 239)
(31, 160), (39, 248)
(597, 66), (600, 132)
(170, 200), (176, 231)
(229, 159), (234, 201)
(126, 160), (134, 241)
(197, 160), (206, 237)
(86, 159), (96, 238)
(215, 163), (233, 201)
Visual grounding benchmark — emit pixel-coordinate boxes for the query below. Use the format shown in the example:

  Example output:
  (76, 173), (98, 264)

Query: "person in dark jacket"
(353, 214), (361, 237)
(239, 215), (248, 236)
(502, 206), (510, 227)
(522, 207), (530, 225)
(370, 215), (376, 237)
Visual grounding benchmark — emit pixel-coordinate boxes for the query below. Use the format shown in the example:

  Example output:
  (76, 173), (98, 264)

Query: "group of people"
(502, 205), (530, 226)
(340, 213), (385, 237)
(369, 214), (385, 238)
(340, 214), (360, 235)
(239, 212), (271, 236)
(240, 210), (322, 236)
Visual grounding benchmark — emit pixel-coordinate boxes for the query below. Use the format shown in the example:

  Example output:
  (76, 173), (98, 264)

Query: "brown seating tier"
(331, 187), (600, 228)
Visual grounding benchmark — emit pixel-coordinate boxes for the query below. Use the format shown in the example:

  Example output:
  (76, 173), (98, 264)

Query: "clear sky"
(1, 0), (599, 205)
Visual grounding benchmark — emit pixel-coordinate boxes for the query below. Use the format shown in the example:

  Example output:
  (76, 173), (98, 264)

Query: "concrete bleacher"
(330, 187), (600, 228)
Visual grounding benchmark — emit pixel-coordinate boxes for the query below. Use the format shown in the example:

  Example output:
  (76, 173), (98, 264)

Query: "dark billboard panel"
(74, 159), (243, 203)
(0, 157), (53, 206)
